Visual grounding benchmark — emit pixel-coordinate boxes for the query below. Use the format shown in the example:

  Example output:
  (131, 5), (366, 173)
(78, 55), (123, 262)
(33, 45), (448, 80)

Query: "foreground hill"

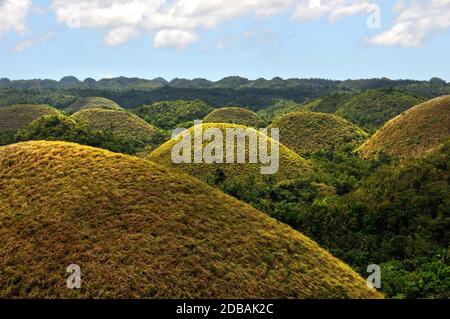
(133, 99), (212, 130)
(148, 123), (311, 182)
(72, 109), (167, 151)
(269, 112), (368, 155)
(204, 107), (266, 127)
(0, 104), (60, 132)
(335, 90), (425, 130)
(66, 97), (123, 114)
(359, 95), (450, 159)
(0, 141), (381, 298)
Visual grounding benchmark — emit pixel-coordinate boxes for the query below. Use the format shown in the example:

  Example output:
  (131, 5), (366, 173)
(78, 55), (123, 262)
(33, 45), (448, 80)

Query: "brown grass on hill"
(0, 141), (382, 298)
(359, 95), (450, 160)
(0, 104), (60, 132)
(269, 112), (368, 155)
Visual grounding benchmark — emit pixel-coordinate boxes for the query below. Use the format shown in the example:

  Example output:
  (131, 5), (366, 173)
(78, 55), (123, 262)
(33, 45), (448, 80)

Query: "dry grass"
(148, 123), (311, 182)
(0, 141), (382, 298)
(359, 95), (450, 160)
(204, 107), (266, 127)
(0, 104), (61, 132)
(71, 108), (167, 149)
(269, 112), (368, 155)
(66, 97), (123, 114)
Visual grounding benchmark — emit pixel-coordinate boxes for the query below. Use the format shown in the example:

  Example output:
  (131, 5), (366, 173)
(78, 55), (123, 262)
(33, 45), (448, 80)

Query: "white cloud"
(294, 0), (377, 23)
(366, 0), (450, 47)
(104, 26), (139, 46)
(12, 31), (56, 52)
(51, 0), (291, 48)
(48, 0), (450, 49)
(0, 0), (31, 37)
(153, 29), (199, 49)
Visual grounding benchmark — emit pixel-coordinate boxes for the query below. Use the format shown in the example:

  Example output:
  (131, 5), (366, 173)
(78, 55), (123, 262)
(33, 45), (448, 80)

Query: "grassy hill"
(0, 104), (61, 132)
(335, 90), (425, 130)
(71, 109), (167, 151)
(257, 99), (320, 122)
(0, 141), (382, 298)
(269, 112), (368, 156)
(204, 107), (266, 127)
(132, 99), (212, 130)
(66, 97), (123, 114)
(148, 123), (311, 183)
(359, 95), (450, 159)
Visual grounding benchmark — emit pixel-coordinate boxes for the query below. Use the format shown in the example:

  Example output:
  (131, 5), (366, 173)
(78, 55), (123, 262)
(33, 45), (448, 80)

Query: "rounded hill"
(335, 90), (425, 130)
(133, 99), (213, 130)
(0, 104), (61, 132)
(71, 108), (167, 150)
(66, 97), (123, 114)
(204, 107), (266, 127)
(359, 95), (450, 159)
(148, 123), (311, 182)
(269, 112), (368, 155)
(0, 141), (382, 298)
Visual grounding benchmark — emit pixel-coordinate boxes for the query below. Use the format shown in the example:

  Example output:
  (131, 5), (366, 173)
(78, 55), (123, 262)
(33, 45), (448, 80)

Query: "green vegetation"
(66, 97), (124, 114)
(72, 108), (167, 152)
(311, 93), (355, 114)
(203, 107), (266, 127)
(211, 143), (450, 298)
(14, 114), (145, 155)
(0, 141), (382, 298)
(148, 123), (311, 183)
(359, 95), (450, 160)
(257, 99), (318, 122)
(269, 112), (368, 156)
(0, 104), (61, 132)
(335, 90), (425, 131)
(132, 99), (213, 130)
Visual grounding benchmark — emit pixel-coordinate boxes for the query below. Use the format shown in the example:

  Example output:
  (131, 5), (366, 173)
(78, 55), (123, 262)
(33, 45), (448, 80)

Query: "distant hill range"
(1, 76), (449, 110)
(0, 76), (448, 92)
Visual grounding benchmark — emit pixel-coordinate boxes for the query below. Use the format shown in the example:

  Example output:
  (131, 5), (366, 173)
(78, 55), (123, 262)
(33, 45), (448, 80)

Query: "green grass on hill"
(335, 90), (425, 130)
(0, 141), (382, 298)
(257, 99), (321, 122)
(359, 95), (450, 160)
(269, 112), (368, 156)
(71, 108), (167, 151)
(0, 104), (61, 133)
(310, 93), (354, 114)
(66, 97), (123, 114)
(133, 99), (213, 130)
(204, 107), (266, 127)
(148, 123), (311, 183)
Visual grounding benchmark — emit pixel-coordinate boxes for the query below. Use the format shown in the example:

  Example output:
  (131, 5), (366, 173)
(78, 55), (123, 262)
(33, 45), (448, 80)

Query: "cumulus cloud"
(0, 0), (31, 37)
(294, 0), (378, 23)
(48, 0), (450, 49)
(153, 29), (199, 49)
(51, 0), (293, 48)
(366, 0), (450, 47)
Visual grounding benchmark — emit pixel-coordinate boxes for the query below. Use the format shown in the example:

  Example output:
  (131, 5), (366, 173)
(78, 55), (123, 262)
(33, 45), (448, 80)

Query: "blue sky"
(1, 0), (450, 81)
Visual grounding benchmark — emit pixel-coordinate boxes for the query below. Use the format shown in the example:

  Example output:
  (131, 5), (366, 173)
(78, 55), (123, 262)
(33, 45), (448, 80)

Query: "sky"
(1, 0), (450, 81)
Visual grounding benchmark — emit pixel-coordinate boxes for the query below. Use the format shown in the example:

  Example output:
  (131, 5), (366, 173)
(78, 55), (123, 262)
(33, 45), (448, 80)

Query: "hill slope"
(269, 112), (368, 155)
(257, 99), (320, 122)
(71, 109), (167, 150)
(335, 90), (425, 130)
(204, 107), (266, 127)
(148, 123), (311, 182)
(0, 104), (61, 132)
(0, 141), (381, 298)
(359, 95), (450, 159)
(66, 97), (123, 114)
(133, 99), (212, 130)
